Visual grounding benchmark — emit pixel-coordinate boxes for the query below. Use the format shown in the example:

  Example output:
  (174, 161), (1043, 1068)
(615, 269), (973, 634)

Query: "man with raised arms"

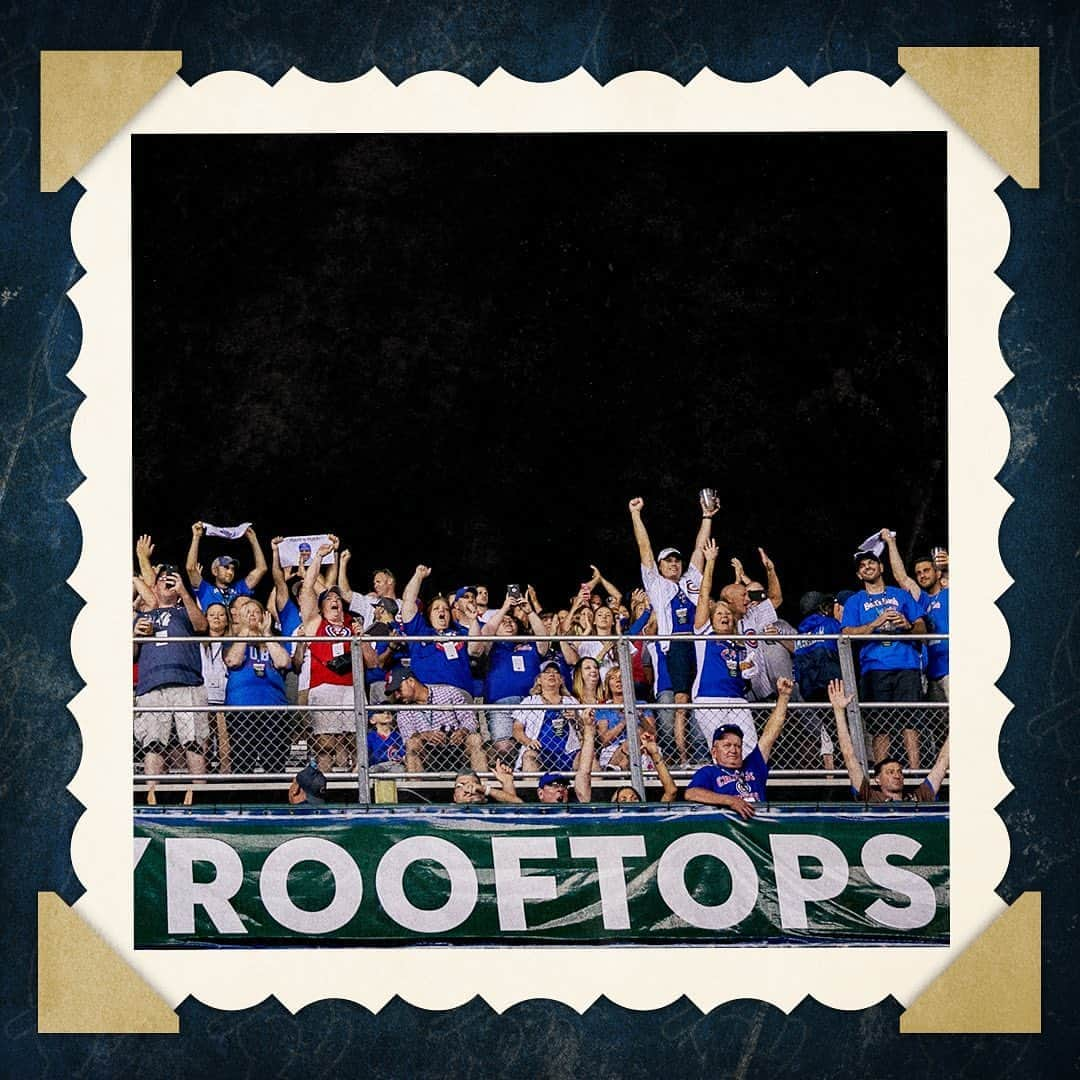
(840, 549), (927, 768)
(185, 521), (268, 610)
(628, 492), (718, 765)
(828, 679), (949, 802)
(683, 676), (794, 819)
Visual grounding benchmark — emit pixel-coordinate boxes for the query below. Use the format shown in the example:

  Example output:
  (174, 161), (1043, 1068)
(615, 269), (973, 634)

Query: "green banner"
(134, 805), (948, 946)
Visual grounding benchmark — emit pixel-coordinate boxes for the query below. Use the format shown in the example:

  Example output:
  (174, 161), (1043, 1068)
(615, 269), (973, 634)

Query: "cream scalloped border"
(66, 66), (1011, 1015)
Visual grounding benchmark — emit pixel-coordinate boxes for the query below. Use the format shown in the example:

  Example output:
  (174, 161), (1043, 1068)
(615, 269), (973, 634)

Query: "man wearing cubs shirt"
(841, 549), (927, 769)
(881, 529), (950, 702)
(828, 679), (949, 802)
(684, 676), (794, 818)
(185, 520), (268, 611)
(299, 540), (357, 773)
(628, 492), (717, 766)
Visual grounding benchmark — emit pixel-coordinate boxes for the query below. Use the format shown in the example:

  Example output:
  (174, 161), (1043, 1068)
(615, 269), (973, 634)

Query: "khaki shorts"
(308, 682), (357, 735)
(134, 684), (209, 747)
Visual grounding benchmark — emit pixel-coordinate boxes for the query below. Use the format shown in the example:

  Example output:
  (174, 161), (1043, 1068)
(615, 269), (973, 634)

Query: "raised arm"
(132, 574), (157, 611)
(244, 526), (268, 590)
(827, 678), (866, 793)
(628, 497), (655, 567)
(588, 565), (623, 606)
(755, 676), (793, 763)
(689, 491), (719, 573)
(337, 547), (355, 602)
(323, 534), (340, 588)
(185, 522), (204, 589)
(523, 604), (551, 656)
(299, 540), (333, 623)
(480, 595), (514, 640)
(487, 760), (524, 804)
(758, 547), (783, 609)
(882, 529), (920, 602)
(574, 710), (596, 803)
(135, 534), (158, 589)
(641, 730), (678, 802)
(924, 736), (950, 795)
(400, 564), (431, 623)
(269, 536), (290, 616)
(694, 539), (719, 630)
(175, 572), (207, 633)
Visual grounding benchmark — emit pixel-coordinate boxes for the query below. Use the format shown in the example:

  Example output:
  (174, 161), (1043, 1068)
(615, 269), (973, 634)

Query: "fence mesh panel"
(132, 633), (948, 789)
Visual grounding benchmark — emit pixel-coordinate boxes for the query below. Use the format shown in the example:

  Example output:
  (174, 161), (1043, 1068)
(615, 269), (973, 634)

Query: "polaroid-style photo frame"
(60, 65), (1012, 1017)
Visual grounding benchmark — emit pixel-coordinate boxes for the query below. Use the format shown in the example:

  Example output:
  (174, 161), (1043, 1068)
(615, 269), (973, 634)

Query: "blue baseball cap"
(537, 773), (568, 790)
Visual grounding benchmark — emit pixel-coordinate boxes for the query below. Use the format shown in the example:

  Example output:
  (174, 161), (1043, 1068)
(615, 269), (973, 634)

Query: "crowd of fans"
(133, 493), (950, 807)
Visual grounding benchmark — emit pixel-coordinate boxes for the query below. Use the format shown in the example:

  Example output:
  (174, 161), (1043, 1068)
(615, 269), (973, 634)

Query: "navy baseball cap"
(853, 550), (882, 566)
(294, 764), (327, 806)
(537, 773), (568, 790)
(711, 724), (744, 744)
(384, 667), (413, 694)
(375, 597), (400, 616)
(212, 555), (239, 570)
(836, 589), (855, 607)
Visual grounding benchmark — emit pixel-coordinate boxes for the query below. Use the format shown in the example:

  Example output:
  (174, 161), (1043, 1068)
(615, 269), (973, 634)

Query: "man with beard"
(841, 550), (927, 768)
(185, 521), (268, 610)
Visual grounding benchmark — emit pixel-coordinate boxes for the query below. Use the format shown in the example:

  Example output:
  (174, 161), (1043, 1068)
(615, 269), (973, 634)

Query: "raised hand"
(775, 676), (794, 697)
(628, 497), (644, 513)
(702, 538), (719, 562)
(758, 547), (775, 572)
(415, 564), (432, 579)
(191, 521), (204, 537)
(827, 678), (852, 709)
(136, 534), (155, 559)
(316, 540), (334, 558)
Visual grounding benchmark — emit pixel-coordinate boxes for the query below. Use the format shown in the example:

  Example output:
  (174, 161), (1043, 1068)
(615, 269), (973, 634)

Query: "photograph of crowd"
(131, 130), (949, 811)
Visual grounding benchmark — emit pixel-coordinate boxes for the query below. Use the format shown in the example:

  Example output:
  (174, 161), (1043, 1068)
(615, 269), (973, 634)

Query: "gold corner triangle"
(898, 46), (1039, 188)
(40, 50), (182, 192)
(900, 892), (1041, 1034)
(37, 892), (179, 1034)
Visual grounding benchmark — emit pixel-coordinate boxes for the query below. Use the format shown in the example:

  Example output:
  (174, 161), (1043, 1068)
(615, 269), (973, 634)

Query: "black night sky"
(132, 132), (946, 609)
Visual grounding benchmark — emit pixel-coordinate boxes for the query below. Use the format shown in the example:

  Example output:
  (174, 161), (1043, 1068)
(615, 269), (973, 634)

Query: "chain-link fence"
(132, 631), (949, 797)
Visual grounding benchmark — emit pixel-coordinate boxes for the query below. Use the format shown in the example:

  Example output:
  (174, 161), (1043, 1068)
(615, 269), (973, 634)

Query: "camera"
(507, 584), (522, 599)
(325, 652), (352, 675)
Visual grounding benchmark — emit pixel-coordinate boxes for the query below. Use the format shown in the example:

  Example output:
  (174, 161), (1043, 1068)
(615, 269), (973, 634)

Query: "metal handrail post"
(351, 635), (371, 804)
(616, 638), (646, 802)
(836, 636), (869, 775)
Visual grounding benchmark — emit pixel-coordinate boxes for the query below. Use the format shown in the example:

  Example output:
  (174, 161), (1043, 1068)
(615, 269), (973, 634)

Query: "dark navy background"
(2, 3), (1076, 1076)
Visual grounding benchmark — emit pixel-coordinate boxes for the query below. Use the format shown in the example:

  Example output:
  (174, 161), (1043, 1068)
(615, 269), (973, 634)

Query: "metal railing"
(131, 629), (949, 802)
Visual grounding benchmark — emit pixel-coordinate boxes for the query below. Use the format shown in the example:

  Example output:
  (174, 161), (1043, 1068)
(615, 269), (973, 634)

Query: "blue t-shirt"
(402, 612), (473, 693)
(694, 629), (750, 698)
(134, 606), (203, 695)
(841, 587), (923, 672)
(485, 641), (544, 702)
(918, 587), (950, 679)
(535, 707), (577, 770)
(195, 578), (252, 611)
(367, 727), (405, 766)
(794, 613), (840, 656)
(688, 746), (769, 803)
(225, 644), (288, 706)
(277, 597), (303, 656)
